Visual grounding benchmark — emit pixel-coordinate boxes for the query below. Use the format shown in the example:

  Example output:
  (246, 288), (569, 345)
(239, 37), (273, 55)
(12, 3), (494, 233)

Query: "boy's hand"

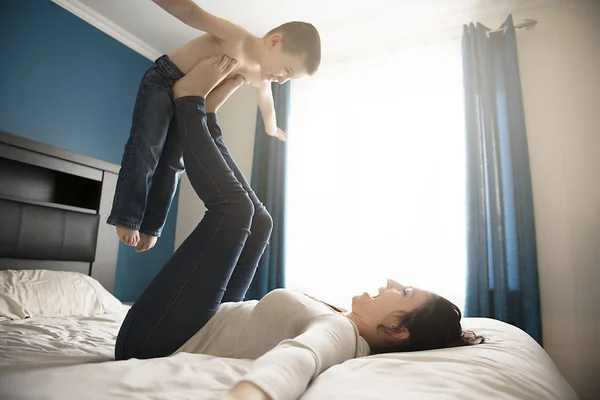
(267, 128), (287, 142)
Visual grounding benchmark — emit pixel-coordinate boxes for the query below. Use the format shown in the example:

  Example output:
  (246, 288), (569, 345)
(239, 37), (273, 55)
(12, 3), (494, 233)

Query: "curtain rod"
(455, 19), (537, 40)
(486, 19), (538, 34)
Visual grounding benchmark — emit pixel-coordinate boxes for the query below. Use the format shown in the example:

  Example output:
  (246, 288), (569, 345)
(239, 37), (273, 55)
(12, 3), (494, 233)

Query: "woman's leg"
(203, 79), (273, 302)
(115, 56), (251, 360)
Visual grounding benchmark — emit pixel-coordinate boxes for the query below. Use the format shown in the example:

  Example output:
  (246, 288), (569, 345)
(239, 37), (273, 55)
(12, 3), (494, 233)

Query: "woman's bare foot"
(206, 75), (245, 113)
(116, 226), (139, 247)
(135, 233), (158, 252)
(173, 55), (238, 100)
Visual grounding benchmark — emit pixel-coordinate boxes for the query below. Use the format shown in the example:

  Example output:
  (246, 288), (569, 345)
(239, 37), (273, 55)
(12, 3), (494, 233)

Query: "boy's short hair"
(266, 22), (321, 75)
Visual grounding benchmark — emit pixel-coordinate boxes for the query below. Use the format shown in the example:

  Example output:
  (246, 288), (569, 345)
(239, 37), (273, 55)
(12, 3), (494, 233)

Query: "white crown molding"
(52, 0), (161, 60)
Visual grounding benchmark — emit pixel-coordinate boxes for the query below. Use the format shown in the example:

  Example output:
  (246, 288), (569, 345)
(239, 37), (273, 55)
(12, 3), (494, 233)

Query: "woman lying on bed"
(115, 55), (484, 400)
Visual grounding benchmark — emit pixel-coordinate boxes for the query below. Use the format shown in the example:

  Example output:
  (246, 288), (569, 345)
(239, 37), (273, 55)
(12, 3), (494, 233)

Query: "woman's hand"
(220, 381), (271, 400)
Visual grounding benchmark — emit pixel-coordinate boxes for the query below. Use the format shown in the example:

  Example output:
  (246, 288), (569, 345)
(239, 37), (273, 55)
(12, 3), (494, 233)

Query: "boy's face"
(262, 34), (308, 84)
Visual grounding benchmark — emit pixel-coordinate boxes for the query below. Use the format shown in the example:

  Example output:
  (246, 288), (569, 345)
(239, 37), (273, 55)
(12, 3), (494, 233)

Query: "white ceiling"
(59, 0), (558, 60)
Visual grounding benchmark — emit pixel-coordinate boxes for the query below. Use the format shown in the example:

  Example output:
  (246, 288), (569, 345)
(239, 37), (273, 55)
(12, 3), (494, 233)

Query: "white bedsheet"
(0, 307), (129, 371)
(0, 313), (577, 400)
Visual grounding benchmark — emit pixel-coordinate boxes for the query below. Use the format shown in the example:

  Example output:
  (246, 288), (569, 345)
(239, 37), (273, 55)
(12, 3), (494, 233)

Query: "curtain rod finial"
(519, 19), (538, 30)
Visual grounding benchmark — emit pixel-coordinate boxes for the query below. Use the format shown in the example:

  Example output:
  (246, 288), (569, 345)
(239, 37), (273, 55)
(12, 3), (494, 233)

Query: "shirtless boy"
(107, 0), (321, 251)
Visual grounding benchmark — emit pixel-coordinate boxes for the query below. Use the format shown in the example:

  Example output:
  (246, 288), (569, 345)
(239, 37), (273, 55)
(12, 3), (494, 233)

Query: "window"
(285, 39), (467, 311)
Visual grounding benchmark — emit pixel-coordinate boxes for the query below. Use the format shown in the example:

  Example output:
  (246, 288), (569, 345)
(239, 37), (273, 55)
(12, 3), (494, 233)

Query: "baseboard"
(51, 0), (161, 61)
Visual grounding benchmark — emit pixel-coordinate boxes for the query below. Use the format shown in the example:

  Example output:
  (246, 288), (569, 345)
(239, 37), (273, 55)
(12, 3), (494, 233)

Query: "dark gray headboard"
(0, 130), (120, 293)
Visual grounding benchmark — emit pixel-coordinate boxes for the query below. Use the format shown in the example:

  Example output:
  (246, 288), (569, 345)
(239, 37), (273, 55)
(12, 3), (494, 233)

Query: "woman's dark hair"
(371, 294), (485, 354)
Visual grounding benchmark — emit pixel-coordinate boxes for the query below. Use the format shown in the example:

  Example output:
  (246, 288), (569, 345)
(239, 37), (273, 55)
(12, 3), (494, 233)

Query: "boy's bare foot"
(135, 233), (158, 252)
(116, 226), (139, 247)
(173, 55), (238, 100)
(206, 75), (245, 113)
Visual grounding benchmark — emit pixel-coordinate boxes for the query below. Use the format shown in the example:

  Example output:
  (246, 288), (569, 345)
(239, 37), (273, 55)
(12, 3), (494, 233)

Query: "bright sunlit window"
(285, 38), (467, 311)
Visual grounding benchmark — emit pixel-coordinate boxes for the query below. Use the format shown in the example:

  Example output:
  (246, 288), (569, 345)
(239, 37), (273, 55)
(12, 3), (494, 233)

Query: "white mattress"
(0, 312), (577, 400)
(0, 308), (129, 371)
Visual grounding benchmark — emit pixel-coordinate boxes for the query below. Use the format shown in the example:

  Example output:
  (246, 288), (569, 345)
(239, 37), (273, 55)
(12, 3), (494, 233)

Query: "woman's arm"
(222, 382), (271, 400)
(234, 315), (360, 400)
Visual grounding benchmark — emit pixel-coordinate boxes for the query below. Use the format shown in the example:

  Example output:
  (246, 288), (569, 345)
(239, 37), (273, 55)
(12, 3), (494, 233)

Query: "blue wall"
(0, 0), (177, 302)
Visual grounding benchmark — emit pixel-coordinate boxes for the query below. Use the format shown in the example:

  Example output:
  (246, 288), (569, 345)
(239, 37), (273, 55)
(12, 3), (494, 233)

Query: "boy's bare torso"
(169, 34), (263, 87)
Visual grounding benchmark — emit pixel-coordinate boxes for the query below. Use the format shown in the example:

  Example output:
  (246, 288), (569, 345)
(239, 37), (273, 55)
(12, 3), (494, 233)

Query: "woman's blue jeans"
(115, 97), (273, 360)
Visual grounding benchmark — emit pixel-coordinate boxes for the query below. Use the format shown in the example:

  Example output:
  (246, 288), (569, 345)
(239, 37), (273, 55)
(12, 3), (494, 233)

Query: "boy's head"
(261, 21), (321, 84)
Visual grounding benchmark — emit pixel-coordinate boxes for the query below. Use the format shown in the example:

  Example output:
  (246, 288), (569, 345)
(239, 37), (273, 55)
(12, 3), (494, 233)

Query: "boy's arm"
(257, 82), (287, 142)
(151, 0), (245, 42)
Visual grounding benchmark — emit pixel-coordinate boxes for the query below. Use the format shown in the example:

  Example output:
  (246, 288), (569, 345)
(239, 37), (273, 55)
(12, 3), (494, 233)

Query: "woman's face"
(351, 279), (432, 339)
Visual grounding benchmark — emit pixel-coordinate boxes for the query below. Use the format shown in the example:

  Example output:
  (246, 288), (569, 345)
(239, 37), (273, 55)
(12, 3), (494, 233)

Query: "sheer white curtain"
(285, 38), (466, 311)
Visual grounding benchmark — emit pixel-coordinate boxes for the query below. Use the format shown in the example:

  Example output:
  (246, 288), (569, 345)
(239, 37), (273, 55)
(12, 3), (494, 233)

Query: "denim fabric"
(107, 55), (184, 237)
(207, 113), (273, 302)
(245, 81), (290, 300)
(115, 98), (272, 360)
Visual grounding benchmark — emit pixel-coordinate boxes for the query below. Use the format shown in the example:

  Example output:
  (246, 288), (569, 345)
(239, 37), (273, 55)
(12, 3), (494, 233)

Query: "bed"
(0, 130), (120, 291)
(0, 133), (578, 400)
(0, 294), (578, 400)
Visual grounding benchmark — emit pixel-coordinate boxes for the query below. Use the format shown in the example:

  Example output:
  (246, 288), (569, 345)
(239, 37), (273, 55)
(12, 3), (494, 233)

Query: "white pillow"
(0, 269), (124, 320)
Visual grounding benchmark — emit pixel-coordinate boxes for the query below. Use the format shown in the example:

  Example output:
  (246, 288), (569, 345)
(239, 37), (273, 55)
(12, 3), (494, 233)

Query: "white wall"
(483, 2), (600, 398)
(175, 85), (258, 248)
(520, 3), (600, 398)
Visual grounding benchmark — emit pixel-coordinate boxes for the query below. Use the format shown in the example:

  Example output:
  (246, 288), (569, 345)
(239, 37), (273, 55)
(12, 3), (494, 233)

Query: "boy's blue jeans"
(107, 55), (185, 237)
(115, 97), (273, 360)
